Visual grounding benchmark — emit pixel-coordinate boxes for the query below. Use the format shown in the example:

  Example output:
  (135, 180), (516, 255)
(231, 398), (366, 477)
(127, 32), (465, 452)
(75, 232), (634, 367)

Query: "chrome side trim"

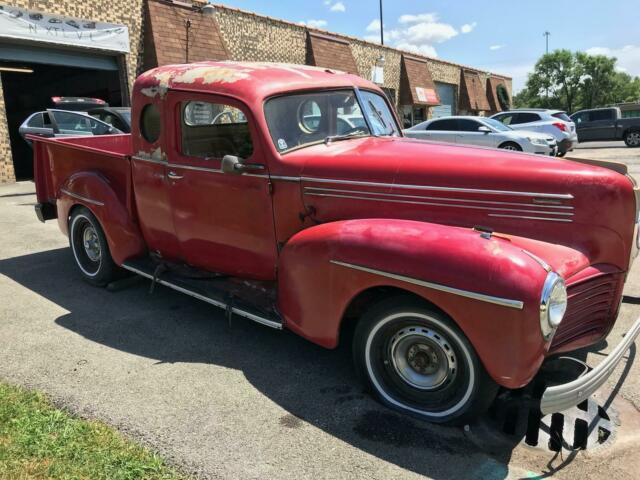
(306, 192), (573, 216)
(304, 186), (574, 210)
(540, 315), (640, 415)
(330, 260), (524, 310)
(60, 189), (104, 207)
(270, 175), (301, 182)
(488, 213), (573, 223)
(121, 264), (283, 330)
(521, 249), (553, 272)
(303, 177), (574, 200)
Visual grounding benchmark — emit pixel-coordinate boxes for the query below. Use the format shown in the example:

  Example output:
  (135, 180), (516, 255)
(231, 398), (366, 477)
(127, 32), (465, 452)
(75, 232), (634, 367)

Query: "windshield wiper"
(367, 100), (394, 136)
(324, 130), (369, 145)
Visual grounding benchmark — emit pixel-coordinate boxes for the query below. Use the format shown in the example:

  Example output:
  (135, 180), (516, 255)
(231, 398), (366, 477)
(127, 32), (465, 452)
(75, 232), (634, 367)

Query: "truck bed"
(30, 134), (133, 215)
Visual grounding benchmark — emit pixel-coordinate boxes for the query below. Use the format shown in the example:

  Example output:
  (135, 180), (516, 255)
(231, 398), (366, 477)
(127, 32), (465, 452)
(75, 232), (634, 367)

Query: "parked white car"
(404, 116), (557, 155)
(490, 109), (578, 156)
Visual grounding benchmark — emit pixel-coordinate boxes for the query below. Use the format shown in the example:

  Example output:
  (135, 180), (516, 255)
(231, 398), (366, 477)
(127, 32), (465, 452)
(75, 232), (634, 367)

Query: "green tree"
(577, 52), (617, 109)
(517, 50), (640, 112)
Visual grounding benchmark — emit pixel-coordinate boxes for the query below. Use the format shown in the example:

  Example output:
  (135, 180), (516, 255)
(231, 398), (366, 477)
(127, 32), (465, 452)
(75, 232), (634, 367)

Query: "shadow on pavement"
(2, 247), (580, 479)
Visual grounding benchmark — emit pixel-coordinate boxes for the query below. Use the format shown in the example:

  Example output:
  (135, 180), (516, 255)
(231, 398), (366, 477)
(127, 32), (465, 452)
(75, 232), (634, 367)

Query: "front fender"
(57, 172), (145, 265)
(278, 219), (552, 389)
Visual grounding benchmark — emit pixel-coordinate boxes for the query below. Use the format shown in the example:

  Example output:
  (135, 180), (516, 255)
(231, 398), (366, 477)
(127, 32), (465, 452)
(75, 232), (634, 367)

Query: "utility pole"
(379, 0), (384, 45)
(543, 31), (550, 54)
(543, 31), (550, 101)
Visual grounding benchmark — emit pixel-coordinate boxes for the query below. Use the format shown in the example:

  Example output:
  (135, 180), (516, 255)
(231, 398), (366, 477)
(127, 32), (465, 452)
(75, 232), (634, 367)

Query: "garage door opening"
(1, 61), (122, 180)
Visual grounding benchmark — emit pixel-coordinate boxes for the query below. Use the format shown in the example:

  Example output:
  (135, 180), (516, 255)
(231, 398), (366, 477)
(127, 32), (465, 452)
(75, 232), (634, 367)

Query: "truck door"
(584, 109), (617, 141)
(164, 92), (278, 280)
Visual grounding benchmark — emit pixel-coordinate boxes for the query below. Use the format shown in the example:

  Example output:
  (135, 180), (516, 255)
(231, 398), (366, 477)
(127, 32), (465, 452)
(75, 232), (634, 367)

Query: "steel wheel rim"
(388, 326), (457, 390)
(629, 133), (640, 146)
(82, 225), (101, 262)
(502, 145), (518, 151)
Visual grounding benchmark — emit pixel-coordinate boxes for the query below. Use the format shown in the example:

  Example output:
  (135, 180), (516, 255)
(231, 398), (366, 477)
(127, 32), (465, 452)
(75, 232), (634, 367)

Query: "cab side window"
(181, 101), (253, 159)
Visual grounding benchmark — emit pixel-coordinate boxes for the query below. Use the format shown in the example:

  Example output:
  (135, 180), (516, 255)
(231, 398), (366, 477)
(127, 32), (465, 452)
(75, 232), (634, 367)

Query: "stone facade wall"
(215, 6), (307, 64)
(350, 42), (402, 106)
(0, 0), (146, 183)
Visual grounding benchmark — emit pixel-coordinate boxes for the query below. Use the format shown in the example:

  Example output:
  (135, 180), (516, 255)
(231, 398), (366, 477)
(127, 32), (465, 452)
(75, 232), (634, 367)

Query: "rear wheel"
(69, 207), (120, 286)
(625, 131), (640, 147)
(498, 142), (522, 151)
(353, 297), (498, 425)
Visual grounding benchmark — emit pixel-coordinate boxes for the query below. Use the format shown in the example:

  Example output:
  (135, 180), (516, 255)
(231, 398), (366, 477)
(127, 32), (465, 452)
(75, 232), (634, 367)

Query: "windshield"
(264, 89), (400, 153)
(482, 118), (512, 132)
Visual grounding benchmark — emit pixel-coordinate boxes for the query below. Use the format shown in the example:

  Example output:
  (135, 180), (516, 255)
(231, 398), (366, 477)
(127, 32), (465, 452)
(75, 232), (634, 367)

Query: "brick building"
(0, 0), (511, 184)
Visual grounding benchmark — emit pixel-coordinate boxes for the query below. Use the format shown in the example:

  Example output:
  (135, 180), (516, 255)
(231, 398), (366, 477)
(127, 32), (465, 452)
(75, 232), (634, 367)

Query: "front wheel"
(498, 142), (522, 152)
(353, 297), (498, 424)
(69, 207), (121, 286)
(625, 131), (640, 148)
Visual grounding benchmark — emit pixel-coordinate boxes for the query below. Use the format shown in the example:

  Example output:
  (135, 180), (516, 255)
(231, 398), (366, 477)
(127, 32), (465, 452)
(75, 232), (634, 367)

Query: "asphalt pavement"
(1, 144), (640, 479)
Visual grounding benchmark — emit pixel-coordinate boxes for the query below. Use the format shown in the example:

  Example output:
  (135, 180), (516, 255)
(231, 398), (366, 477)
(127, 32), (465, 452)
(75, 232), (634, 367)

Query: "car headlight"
(528, 137), (547, 146)
(540, 272), (567, 340)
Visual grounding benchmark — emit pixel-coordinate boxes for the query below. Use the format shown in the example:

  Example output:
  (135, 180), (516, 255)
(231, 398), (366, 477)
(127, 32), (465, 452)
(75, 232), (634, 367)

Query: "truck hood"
(290, 136), (637, 274)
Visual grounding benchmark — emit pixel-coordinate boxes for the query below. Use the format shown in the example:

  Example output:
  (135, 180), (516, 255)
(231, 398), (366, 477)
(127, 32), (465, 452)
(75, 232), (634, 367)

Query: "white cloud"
(585, 45), (640, 76)
(299, 19), (328, 29)
(363, 12), (458, 58)
(461, 22), (477, 34)
(366, 19), (381, 33)
(398, 13), (438, 24)
(330, 1), (346, 12)
(489, 44), (505, 51)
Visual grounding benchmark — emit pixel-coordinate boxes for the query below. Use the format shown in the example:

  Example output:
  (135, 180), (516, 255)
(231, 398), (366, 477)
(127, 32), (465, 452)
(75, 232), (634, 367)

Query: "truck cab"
(30, 62), (640, 424)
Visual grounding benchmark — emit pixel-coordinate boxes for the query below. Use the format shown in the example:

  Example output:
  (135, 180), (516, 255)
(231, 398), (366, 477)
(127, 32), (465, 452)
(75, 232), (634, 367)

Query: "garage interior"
(0, 45), (124, 180)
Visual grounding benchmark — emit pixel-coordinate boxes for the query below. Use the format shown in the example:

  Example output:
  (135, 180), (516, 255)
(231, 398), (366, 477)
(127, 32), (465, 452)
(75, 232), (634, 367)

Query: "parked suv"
(404, 116), (557, 155)
(570, 107), (640, 147)
(491, 109), (578, 156)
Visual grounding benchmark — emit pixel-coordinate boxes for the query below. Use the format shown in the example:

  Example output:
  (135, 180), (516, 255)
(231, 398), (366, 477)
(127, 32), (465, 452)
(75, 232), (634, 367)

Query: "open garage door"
(0, 54), (123, 180)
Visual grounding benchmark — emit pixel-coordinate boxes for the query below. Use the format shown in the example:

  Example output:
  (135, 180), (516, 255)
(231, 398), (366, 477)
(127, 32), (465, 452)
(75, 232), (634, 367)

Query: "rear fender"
(278, 219), (551, 389)
(57, 172), (145, 265)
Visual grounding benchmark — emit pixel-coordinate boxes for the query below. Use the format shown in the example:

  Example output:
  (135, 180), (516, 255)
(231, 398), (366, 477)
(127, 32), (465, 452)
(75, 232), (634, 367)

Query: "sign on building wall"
(415, 87), (438, 104)
(0, 4), (130, 53)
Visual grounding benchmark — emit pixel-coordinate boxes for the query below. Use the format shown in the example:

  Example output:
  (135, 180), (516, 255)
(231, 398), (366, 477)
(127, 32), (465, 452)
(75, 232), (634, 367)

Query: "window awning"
(306, 31), (358, 75)
(144, 0), (229, 68)
(400, 55), (440, 106)
(486, 76), (505, 112)
(459, 71), (490, 111)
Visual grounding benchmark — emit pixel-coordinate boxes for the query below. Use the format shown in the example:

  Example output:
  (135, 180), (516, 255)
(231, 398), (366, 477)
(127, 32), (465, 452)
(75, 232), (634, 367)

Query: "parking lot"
(1, 143), (640, 480)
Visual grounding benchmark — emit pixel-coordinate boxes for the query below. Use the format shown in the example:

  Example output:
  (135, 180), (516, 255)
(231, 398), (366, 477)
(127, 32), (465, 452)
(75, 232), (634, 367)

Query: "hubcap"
(503, 145), (518, 150)
(82, 226), (101, 262)
(629, 133), (640, 146)
(389, 326), (457, 390)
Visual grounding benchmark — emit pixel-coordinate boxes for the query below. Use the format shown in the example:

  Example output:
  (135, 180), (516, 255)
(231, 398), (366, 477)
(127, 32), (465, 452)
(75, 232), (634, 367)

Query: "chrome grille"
(551, 270), (623, 349)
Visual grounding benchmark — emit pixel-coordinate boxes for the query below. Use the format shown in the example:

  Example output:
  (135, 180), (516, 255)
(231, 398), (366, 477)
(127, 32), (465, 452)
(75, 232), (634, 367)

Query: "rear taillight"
(552, 122), (568, 132)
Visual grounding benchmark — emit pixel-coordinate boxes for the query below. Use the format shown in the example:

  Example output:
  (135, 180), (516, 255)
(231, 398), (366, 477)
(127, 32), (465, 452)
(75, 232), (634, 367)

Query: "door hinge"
(267, 181), (274, 195)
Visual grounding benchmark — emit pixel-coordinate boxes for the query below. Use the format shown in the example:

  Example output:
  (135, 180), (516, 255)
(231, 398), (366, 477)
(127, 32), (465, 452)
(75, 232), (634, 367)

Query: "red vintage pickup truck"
(31, 61), (640, 424)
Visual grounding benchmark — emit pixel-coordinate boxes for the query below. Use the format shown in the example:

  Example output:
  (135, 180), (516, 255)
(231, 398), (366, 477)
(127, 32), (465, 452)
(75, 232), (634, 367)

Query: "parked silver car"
(19, 109), (122, 146)
(490, 109), (578, 156)
(404, 116), (557, 155)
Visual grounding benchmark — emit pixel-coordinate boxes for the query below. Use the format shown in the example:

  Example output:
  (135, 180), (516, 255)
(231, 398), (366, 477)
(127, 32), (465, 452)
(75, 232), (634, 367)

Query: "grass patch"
(0, 383), (187, 480)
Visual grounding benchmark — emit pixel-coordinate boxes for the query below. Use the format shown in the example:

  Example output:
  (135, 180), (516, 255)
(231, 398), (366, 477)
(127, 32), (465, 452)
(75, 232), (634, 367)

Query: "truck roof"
(133, 61), (378, 103)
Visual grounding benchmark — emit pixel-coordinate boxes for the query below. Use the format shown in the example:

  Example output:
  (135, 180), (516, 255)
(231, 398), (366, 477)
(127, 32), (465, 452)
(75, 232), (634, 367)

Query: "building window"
(401, 105), (426, 128)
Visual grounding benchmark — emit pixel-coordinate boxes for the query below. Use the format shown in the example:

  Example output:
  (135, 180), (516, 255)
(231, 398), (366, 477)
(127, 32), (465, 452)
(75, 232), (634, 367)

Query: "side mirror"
(221, 155), (266, 174)
(478, 126), (491, 134)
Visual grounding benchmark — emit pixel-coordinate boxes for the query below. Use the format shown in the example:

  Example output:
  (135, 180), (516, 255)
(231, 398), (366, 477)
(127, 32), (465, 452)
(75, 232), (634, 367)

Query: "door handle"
(167, 171), (183, 180)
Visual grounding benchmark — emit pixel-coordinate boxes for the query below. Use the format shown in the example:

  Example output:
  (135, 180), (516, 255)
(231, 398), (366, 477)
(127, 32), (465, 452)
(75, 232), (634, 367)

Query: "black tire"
(353, 296), (498, 425)
(69, 206), (120, 286)
(556, 150), (567, 157)
(624, 131), (640, 148)
(498, 142), (522, 152)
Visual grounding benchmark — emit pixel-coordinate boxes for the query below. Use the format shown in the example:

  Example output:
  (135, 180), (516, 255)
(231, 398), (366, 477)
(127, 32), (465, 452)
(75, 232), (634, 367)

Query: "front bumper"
(540, 315), (640, 414)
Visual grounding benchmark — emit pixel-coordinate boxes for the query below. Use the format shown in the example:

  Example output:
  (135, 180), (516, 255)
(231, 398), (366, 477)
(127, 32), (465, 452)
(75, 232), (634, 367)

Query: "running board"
(121, 259), (283, 330)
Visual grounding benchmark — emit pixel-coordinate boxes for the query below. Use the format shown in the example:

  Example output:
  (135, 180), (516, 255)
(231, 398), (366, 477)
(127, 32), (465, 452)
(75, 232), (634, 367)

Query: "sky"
(213, 0), (640, 93)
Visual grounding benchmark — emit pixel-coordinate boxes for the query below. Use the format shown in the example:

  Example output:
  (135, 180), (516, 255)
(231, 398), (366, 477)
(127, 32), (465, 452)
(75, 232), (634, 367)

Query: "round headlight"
(540, 272), (567, 340)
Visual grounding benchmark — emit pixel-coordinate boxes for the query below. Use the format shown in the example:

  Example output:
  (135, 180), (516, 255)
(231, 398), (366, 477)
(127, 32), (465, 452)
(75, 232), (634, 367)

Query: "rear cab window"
(181, 100), (253, 159)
